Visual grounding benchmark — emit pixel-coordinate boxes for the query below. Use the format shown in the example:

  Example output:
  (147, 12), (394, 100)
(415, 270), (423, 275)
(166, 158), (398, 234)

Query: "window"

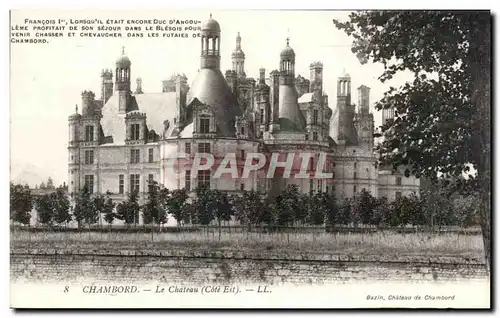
(240, 150), (245, 159)
(130, 174), (140, 193)
(119, 175), (124, 194)
(260, 109), (264, 123)
(185, 142), (191, 154)
(199, 116), (210, 133)
(326, 185), (329, 194)
(313, 109), (319, 124)
(309, 179), (314, 195)
(305, 134), (309, 140)
(84, 150), (94, 164)
(84, 175), (94, 193)
(309, 157), (315, 171)
(240, 126), (245, 135)
(313, 132), (318, 141)
(353, 185), (357, 194)
(85, 125), (94, 142)
(198, 142), (211, 153)
(148, 148), (154, 163)
(395, 191), (402, 199)
(185, 170), (191, 190)
(396, 177), (402, 186)
(318, 180), (322, 192)
(354, 162), (357, 169)
(354, 172), (357, 179)
(197, 170), (211, 188)
(240, 183), (245, 191)
(130, 149), (140, 164)
(131, 123), (140, 140)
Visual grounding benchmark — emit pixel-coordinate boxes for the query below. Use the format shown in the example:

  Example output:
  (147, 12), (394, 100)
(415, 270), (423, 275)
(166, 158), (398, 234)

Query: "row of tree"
(11, 181), (480, 236)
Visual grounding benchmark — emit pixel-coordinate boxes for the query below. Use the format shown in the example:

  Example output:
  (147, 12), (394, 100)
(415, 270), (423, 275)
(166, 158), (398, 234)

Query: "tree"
(232, 190), (266, 232)
(295, 193), (310, 227)
(93, 193), (106, 230)
(73, 185), (95, 230)
(309, 192), (327, 226)
(407, 193), (425, 229)
(421, 186), (454, 229)
(116, 190), (140, 228)
(324, 194), (339, 231)
(10, 183), (33, 226)
(36, 194), (54, 226)
(142, 180), (165, 240)
(193, 186), (215, 233)
(102, 191), (116, 231)
(372, 197), (389, 228)
(167, 189), (189, 227)
(453, 194), (480, 229)
(211, 190), (232, 241)
(352, 189), (375, 226)
(337, 198), (352, 227)
(334, 11), (491, 270)
(52, 188), (71, 227)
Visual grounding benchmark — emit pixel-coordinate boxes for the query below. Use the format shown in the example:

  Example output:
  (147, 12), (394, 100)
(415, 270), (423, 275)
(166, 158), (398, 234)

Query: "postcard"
(9, 9), (491, 309)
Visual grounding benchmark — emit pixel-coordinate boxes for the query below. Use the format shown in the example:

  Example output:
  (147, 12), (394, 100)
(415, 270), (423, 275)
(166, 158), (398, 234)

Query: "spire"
(236, 31), (241, 50)
(122, 46), (125, 55)
(75, 104), (78, 114)
(210, 13), (212, 18)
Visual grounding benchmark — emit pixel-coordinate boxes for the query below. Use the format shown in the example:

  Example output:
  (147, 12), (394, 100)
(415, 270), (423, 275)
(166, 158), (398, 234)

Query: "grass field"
(10, 230), (484, 260)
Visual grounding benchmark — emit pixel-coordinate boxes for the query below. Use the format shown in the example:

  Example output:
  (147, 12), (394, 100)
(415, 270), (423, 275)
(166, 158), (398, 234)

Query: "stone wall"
(10, 249), (487, 285)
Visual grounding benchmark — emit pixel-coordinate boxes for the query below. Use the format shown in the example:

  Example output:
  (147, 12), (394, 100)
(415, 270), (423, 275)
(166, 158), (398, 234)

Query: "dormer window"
(131, 123), (140, 140)
(85, 125), (94, 142)
(199, 116), (210, 133)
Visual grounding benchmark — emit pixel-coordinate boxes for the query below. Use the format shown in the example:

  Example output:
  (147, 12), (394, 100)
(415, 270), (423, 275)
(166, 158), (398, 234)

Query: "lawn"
(10, 229), (484, 262)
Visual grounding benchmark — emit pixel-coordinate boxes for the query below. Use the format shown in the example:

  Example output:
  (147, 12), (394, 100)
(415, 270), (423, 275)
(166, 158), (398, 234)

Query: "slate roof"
(100, 92), (177, 145)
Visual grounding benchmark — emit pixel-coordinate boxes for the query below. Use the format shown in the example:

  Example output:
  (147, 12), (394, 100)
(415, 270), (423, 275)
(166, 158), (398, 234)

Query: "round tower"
(200, 14), (221, 70)
(68, 105), (81, 197)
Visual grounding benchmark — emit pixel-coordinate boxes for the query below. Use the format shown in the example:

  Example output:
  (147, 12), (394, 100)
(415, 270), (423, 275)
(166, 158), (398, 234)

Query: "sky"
(10, 9), (415, 186)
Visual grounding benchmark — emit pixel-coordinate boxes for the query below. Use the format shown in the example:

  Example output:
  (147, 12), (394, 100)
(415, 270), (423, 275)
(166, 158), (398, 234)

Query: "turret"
(277, 37), (305, 132)
(309, 61), (323, 102)
(257, 68), (271, 135)
(269, 70), (280, 132)
(81, 90), (96, 117)
(231, 32), (246, 77)
(174, 74), (188, 128)
(355, 85), (375, 151)
(358, 85), (370, 114)
(336, 70), (357, 145)
(225, 70), (237, 94)
(115, 47), (131, 113)
(135, 77), (144, 94)
(100, 69), (113, 104)
(200, 14), (221, 70)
